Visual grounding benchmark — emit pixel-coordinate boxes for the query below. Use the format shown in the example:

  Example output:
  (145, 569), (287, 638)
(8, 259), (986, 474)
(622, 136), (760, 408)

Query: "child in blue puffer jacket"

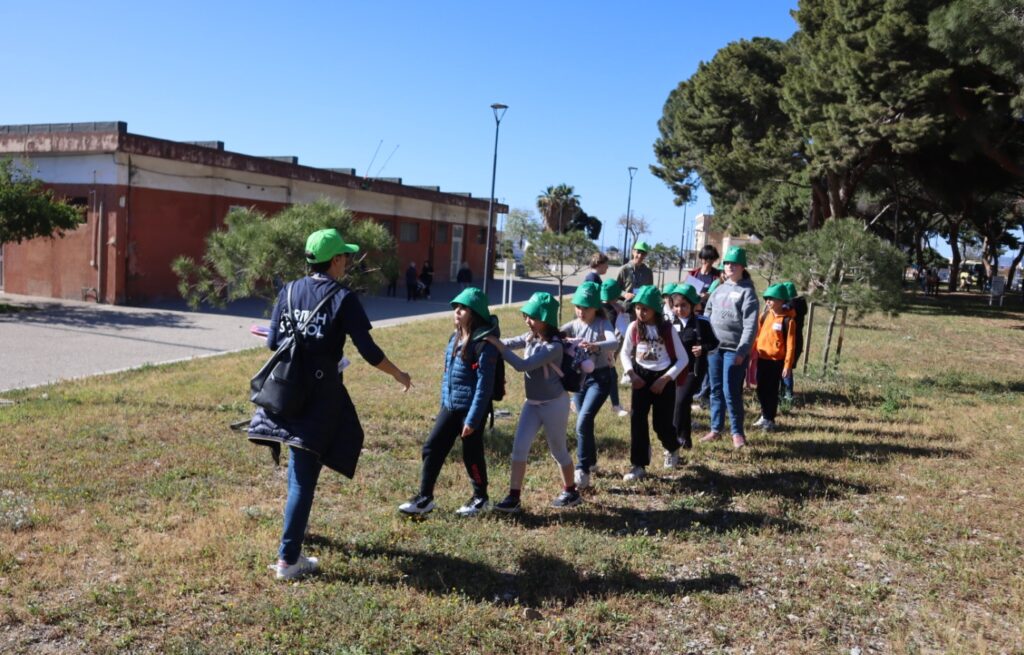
(399, 287), (499, 517)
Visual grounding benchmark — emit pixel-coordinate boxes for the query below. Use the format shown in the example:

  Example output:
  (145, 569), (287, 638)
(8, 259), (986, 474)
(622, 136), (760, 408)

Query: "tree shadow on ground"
(795, 389), (879, 407)
(756, 438), (964, 463)
(314, 543), (743, 606)
(899, 292), (1023, 319)
(0, 301), (196, 330)
(914, 376), (1024, 395)
(675, 465), (869, 506)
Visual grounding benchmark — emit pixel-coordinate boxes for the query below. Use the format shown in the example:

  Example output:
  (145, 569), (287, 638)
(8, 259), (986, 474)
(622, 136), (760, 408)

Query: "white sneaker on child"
(271, 555), (319, 581)
(663, 450), (680, 469)
(574, 469), (591, 489)
(611, 404), (630, 417)
(623, 466), (647, 482)
(752, 416), (767, 428)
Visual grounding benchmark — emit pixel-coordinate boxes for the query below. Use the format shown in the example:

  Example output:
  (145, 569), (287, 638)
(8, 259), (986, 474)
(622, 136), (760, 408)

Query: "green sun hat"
(764, 283), (789, 300)
(305, 228), (359, 263)
(782, 281), (799, 299)
(707, 278), (723, 296)
(632, 285), (662, 312)
(675, 283), (701, 306)
(633, 240), (651, 253)
(600, 278), (623, 302)
(722, 245), (747, 267)
(521, 291), (560, 327)
(662, 282), (677, 296)
(451, 287), (491, 320)
(571, 281), (602, 309)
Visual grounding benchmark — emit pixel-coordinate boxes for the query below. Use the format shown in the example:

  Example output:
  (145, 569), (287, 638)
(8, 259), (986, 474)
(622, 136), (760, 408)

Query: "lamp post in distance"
(482, 103), (508, 296)
(622, 166), (638, 262)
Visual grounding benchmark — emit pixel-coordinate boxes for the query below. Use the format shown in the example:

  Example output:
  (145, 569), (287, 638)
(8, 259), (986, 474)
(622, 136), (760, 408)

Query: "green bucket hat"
(600, 278), (623, 302)
(662, 282), (677, 297)
(571, 281), (602, 309)
(764, 283), (789, 300)
(451, 287), (491, 320)
(674, 283), (701, 306)
(633, 240), (651, 253)
(305, 228), (359, 263)
(521, 292), (559, 327)
(632, 285), (662, 312)
(782, 281), (798, 299)
(722, 245), (747, 267)
(707, 278), (722, 296)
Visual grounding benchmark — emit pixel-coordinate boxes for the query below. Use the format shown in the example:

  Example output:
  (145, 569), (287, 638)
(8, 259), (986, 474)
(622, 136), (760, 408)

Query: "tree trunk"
(1007, 244), (1024, 290)
(947, 219), (961, 292)
(821, 304), (838, 371)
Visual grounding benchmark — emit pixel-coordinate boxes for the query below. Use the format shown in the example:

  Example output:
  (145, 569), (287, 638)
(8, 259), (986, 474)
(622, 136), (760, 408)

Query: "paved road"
(0, 275), (579, 393)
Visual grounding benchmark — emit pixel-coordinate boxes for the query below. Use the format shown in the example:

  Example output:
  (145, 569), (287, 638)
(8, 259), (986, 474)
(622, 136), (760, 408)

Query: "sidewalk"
(0, 274), (576, 393)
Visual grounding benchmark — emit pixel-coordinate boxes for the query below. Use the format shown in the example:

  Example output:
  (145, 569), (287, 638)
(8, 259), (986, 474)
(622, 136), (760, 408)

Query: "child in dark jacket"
(780, 281), (806, 402)
(752, 284), (796, 432)
(399, 288), (498, 517)
(668, 284), (719, 451)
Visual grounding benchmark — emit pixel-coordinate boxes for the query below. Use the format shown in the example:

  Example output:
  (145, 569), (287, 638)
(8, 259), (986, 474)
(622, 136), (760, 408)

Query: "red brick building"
(0, 122), (506, 303)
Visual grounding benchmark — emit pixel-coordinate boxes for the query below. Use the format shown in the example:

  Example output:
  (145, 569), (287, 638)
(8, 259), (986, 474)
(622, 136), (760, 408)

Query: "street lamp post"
(482, 103), (508, 296)
(678, 201), (689, 282)
(622, 166), (638, 261)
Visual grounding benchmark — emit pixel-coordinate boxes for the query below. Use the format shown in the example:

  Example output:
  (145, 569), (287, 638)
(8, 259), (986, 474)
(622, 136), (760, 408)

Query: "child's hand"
(461, 424), (475, 439)
(629, 371), (645, 390)
(650, 376), (670, 394)
(484, 336), (501, 348)
(782, 367), (791, 379)
(691, 344), (702, 357)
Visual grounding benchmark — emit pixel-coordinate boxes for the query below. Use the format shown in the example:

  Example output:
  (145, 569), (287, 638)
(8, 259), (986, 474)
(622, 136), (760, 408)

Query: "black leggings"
(673, 363), (706, 448)
(756, 358), (784, 421)
(419, 406), (487, 498)
(630, 367), (679, 466)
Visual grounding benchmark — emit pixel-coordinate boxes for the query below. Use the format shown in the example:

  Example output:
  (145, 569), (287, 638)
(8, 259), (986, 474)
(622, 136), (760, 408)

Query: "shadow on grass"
(318, 544), (743, 606)
(673, 465), (869, 507)
(758, 439), (964, 463)
(899, 292), (1024, 319)
(914, 376), (1024, 395)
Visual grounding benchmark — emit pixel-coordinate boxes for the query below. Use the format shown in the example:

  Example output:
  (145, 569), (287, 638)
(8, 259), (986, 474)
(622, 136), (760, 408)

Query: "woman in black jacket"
(248, 228), (412, 580)
(668, 284), (719, 450)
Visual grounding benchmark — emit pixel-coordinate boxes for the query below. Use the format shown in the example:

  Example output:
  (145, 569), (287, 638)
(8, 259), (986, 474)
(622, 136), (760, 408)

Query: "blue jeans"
(574, 367), (612, 473)
(279, 446), (323, 565)
(707, 349), (746, 437)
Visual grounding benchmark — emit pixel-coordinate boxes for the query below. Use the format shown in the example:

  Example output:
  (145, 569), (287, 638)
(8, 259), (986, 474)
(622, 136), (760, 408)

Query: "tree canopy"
(0, 157), (84, 244)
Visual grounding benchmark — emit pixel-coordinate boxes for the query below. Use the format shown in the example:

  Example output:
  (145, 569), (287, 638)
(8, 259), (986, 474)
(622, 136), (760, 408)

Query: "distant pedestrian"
(456, 261), (473, 289)
(419, 260), (434, 299)
(405, 262), (418, 302)
(585, 252), (610, 284)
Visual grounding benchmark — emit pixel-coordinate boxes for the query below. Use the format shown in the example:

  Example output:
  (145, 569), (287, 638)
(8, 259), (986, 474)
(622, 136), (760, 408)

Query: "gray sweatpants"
(511, 394), (572, 466)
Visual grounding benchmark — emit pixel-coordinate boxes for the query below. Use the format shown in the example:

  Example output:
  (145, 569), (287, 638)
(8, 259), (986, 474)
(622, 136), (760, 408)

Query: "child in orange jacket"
(752, 284), (796, 432)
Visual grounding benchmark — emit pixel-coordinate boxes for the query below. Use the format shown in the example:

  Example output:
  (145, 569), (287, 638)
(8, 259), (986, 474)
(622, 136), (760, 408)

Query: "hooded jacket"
(440, 316), (500, 430)
(704, 276), (759, 358)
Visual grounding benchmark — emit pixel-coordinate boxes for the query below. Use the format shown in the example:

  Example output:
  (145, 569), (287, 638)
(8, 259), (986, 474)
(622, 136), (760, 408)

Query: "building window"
(436, 224), (448, 244)
(399, 222), (419, 243)
(377, 219), (395, 235)
(477, 227), (487, 244)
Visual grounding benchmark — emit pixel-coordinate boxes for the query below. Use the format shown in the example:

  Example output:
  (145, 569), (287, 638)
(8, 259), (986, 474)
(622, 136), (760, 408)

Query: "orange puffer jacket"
(755, 307), (797, 368)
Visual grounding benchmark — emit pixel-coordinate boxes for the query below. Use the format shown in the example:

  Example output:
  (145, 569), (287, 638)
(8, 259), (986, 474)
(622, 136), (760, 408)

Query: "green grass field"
(1, 292), (1022, 654)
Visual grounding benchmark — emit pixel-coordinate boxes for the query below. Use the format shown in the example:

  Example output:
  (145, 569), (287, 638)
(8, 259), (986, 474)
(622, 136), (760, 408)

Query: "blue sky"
(4, 1), (801, 252)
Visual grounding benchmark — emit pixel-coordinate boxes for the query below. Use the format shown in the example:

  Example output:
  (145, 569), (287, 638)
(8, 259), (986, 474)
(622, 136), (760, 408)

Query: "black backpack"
(250, 283), (341, 417)
(472, 340), (507, 402)
(554, 336), (582, 393)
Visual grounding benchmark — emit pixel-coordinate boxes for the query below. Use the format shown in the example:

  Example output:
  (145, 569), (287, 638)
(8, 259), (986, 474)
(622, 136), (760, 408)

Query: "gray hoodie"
(704, 277), (759, 357)
(501, 332), (565, 401)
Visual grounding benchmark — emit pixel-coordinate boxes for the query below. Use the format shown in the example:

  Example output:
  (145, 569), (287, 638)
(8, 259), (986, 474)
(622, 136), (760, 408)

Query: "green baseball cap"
(451, 287), (491, 320)
(674, 283), (701, 306)
(571, 281), (602, 309)
(632, 285), (662, 312)
(722, 245), (747, 267)
(782, 281), (798, 299)
(600, 278), (623, 302)
(521, 291), (559, 327)
(764, 283), (789, 300)
(633, 240), (651, 253)
(305, 228), (359, 263)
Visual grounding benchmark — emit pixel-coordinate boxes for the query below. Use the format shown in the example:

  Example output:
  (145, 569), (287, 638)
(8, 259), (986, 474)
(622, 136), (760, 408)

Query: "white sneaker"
(455, 496), (490, 517)
(272, 555), (319, 580)
(663, 450), (680, 469)
(752, 416), (767, 428)
(398, 494), (435, 516)
(574, 469), (591, 489)
(612, 405), (630, 417)
(623, 466), (647, 482)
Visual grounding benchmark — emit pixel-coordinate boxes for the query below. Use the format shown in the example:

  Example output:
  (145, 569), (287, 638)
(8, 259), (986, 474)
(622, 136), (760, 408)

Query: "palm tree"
(536, 184), (580, 233)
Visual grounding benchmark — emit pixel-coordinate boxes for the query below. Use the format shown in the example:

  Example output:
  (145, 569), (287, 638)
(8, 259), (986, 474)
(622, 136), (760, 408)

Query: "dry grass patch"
(0, 292), (1022, 653)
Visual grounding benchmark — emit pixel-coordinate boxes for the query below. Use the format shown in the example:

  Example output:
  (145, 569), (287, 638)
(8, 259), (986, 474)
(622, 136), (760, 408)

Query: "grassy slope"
(0, 293), (1022, 654)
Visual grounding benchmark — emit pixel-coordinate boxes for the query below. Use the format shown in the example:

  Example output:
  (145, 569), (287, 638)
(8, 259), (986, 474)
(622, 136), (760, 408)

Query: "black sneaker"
(455, 496), (490, 517)
(493, 494), (522, 514)
(398, 494), (435, 515)
(551, 489), (582, 508)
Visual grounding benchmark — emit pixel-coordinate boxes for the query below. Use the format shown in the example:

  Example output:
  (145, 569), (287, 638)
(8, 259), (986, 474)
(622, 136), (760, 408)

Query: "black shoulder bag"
(250, 282), (342, 418)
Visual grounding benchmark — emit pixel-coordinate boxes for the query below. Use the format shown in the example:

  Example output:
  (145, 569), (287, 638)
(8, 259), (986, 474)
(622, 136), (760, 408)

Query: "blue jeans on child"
(574, 367), (612, 473)
(279, 446), (323, 565)
(707, 348), (746, 437)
